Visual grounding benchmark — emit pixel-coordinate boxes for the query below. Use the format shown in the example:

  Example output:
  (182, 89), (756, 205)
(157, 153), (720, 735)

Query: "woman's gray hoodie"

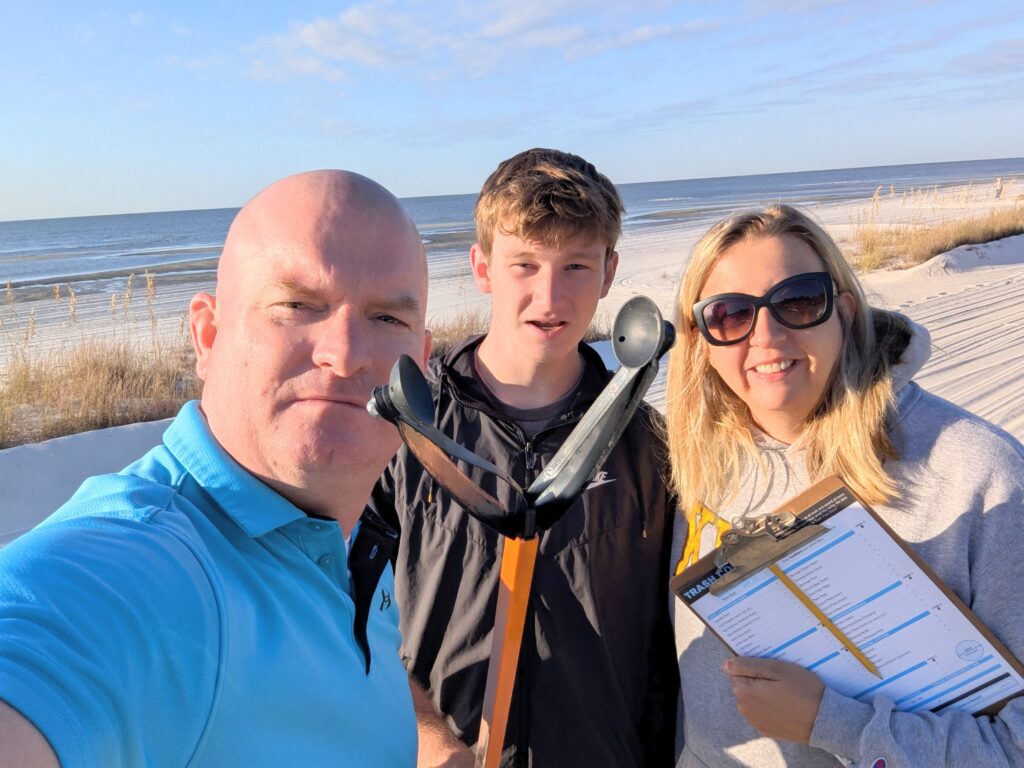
(672, 318), (1024, 767)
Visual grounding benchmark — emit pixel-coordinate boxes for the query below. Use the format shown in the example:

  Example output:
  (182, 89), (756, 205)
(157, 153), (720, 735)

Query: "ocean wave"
(6, 257), (220, 290)
(791, 180), (863, 188)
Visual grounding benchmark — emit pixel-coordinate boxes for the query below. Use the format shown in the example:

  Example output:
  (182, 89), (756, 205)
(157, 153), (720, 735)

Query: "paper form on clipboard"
(670, 476), (1024, 715)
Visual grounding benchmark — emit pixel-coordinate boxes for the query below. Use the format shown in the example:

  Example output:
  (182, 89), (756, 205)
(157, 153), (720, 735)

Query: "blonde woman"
(667, 205), (1024, 767)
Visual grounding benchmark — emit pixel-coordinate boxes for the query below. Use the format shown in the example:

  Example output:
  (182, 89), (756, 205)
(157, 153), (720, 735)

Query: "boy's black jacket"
(368, 334), (679, 767)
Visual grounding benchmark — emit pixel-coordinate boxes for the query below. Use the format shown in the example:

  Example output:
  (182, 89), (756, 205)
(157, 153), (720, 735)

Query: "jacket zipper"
(439, 371), (589, 766)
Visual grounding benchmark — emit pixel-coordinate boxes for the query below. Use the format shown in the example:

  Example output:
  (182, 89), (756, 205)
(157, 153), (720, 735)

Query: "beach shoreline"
(2, 177), (1023, 538)
(2, 178), (1022, 443)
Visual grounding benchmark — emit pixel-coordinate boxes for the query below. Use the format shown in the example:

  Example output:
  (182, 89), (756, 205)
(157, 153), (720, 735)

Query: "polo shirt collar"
(163, 401), (306, 537)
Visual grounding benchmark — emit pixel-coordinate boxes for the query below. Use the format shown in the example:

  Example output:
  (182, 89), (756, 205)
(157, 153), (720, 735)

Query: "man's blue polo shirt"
(0, 401), (416, 766)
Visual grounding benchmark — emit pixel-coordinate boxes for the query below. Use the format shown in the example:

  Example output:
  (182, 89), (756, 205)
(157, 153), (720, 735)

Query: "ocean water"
(2, 157), (1022, 299)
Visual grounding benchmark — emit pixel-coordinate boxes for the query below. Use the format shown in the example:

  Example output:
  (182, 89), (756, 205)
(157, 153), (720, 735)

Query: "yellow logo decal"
(675, 503), (730, 575)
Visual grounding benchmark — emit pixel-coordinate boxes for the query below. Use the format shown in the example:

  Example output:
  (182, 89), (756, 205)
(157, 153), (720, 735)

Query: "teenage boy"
(371, 148), (678, 767)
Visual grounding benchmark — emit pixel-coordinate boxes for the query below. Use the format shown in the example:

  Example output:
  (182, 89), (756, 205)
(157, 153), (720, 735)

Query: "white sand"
(0, 419), (169, 546)
(2, 180), (1022, 542)
(863, 236), (1024, 439)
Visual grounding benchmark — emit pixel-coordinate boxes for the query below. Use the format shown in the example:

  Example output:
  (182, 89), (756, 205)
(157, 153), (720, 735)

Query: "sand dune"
(863, 235), (1024, 439)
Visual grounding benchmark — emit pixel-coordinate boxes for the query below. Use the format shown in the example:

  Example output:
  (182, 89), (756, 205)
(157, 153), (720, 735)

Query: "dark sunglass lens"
(703, 298), (755, 341)
(770, 279), (828, 327)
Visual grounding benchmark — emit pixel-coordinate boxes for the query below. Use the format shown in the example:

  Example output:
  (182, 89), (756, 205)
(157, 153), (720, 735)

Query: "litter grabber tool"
(367, 295), (675, 767)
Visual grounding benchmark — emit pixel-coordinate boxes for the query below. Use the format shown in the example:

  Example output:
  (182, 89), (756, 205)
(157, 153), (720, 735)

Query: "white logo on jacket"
(584, 471), (616, 491)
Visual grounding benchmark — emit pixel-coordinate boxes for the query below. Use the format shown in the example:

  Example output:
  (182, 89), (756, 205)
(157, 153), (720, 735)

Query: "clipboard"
(671, 476), (1024, 716)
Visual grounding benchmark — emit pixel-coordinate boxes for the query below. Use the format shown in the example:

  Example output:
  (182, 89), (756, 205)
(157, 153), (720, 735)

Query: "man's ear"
(600, 250), (619, 299)
(421, 329), (433, 368)
(189, 291), (218, 381)
(469, 243), (493, 295)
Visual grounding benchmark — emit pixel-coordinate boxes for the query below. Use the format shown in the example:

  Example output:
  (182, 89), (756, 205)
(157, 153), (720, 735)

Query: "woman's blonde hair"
(666, 204), (908, 513)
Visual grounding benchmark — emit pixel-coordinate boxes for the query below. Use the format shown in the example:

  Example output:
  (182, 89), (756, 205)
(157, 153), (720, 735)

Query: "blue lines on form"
(861, 610), (929, 648)
(831, 581), (903, 622)
(895, 654), (994, 706)
(782, 529), (856, 572)
(708, 576), (776, 621)
(807, 651), (840, 671)
(856, 661), (928, 699)
(766, 627), (817, 658)
(910, 663), (1002, 711)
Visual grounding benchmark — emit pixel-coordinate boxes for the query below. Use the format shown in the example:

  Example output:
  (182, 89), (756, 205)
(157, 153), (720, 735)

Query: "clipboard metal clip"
(709, 513), (828, 596)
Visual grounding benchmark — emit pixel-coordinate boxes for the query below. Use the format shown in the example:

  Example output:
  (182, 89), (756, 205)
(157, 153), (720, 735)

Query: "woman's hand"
(723, 657), (825, 744)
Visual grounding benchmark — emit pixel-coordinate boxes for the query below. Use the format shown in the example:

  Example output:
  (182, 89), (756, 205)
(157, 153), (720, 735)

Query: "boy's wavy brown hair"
(474, 148), (624, 260)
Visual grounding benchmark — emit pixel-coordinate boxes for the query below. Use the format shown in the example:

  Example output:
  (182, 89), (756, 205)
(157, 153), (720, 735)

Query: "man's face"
(471, 230), (617, 367)
(192, 184), (429, 503)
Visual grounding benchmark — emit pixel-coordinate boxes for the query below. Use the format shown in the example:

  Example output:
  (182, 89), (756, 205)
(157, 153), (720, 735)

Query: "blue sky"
(3, 0), (1022, 220)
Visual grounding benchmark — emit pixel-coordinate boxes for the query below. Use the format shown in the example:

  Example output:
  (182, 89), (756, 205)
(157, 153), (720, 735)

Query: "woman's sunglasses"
(692, 271), (836, 346)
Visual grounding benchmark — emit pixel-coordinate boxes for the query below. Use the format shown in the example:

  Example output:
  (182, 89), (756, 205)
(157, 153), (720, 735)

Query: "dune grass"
(4, 178), (1019, 448)
(429, 307), (489, 359)
(0, 282), (609, 448)
(0, 274), (201, 448)
(0, 338), (199, 448)
(852, 199), (1024, 270)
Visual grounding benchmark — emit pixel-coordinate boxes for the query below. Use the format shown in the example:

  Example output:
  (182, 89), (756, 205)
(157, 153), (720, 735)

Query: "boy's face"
(470, 229), (618, 367)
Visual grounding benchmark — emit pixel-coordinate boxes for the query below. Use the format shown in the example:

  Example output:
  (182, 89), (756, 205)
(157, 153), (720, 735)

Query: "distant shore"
(2, 177), (1022, 443)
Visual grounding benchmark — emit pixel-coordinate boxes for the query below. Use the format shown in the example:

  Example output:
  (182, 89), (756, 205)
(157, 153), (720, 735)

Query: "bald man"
(0, 171), (466, 766)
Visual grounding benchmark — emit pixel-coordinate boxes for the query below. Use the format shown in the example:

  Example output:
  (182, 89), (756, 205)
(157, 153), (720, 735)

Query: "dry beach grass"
(0, 337), (198, 447)
(1, 177), (1022, 448)
(854, 206), (1024, 270)
(0, 276), (200, 447)
(0, 283), (610, 448)
(849, 179), (1024, 269)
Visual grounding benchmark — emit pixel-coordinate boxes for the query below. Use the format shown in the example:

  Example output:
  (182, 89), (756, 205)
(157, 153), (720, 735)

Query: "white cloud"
(129, 11), (148, 27)
(320, 118), (369, 137)
(948, 37), (1024, 76)
(245, 1), (722, 83)
(570, 17), (721, 57)
(283, 54), (347, 82)
(747, 0), (861, 14)
(476, 0), (582, 39)
(248, 0), (425, 80)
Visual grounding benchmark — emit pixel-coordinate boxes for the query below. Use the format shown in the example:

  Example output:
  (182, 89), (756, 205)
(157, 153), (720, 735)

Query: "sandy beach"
(605, 179), (1024, 435)
(2, 178), (1023, 541)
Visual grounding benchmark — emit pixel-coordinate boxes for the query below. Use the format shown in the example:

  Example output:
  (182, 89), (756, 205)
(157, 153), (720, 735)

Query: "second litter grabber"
(367, 295), (675, 767)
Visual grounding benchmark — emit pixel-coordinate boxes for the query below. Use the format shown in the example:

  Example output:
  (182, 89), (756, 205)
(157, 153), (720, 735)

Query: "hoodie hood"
(880, 311), (931, 394)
